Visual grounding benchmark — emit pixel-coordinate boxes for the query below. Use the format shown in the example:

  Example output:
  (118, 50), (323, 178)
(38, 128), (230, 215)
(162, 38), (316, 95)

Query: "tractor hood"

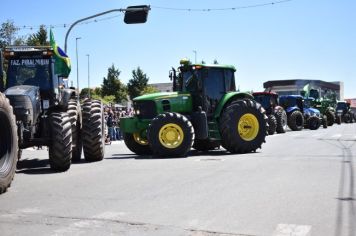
(133, 92), (186, 101)
(133, 92), (193, 118)
(304, 107), (320, 116)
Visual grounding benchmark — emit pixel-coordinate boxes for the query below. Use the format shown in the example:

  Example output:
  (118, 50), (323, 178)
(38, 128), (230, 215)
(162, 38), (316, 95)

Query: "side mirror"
(124, 5), (150, 24)
(169, 71), (173, 81)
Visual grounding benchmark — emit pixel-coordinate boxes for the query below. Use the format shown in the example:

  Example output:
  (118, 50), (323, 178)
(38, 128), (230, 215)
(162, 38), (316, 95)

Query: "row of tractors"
(253, 91), (355, 135)
(1, 53), (354, 195)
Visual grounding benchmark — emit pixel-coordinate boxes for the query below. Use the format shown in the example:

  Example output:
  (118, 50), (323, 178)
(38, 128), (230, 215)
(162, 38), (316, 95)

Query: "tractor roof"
(252, 91), (278, 96)
(193, 63), (236, 71)
(280, 95), (303, 99)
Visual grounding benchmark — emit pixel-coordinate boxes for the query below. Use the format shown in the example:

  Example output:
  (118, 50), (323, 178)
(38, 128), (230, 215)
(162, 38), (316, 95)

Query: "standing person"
(107, 110), (115, 141)
(115, 111), (121, 140)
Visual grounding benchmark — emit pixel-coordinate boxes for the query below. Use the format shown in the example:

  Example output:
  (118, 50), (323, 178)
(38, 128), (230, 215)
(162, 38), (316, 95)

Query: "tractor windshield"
(304, 99), (314, 108)
(5, 58), (52, 91)
(336, 103), (347, 111)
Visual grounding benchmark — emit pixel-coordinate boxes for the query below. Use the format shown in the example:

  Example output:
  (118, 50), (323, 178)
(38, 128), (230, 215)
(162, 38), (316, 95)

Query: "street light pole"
(193, 50), (197, 64)
(86, 54), (90, 99)
(75, 37), (81, 92)
(64, 6), (150, 53)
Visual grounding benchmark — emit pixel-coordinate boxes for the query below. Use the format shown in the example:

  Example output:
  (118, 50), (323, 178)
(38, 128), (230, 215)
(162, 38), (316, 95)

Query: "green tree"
(127, 67), (150, 100)
(0, 20), (18, 48)
(101, 64), (127, 103)
(26, 25), (49, 46)
(142, 85), (159, 95)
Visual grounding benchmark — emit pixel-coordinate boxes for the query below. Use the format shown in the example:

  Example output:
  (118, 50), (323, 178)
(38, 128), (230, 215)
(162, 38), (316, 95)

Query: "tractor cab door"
(201, 68), (232, 118)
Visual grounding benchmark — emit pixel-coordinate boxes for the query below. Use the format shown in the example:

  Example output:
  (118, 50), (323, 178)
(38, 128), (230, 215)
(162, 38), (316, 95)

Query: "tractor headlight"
(135, 109), (140, 115)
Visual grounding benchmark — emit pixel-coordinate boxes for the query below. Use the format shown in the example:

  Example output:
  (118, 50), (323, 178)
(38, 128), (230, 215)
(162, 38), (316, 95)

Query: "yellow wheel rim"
(238, 113), (259, 141)
(158, 123), (184, 149)
(133, 132), (149, 146)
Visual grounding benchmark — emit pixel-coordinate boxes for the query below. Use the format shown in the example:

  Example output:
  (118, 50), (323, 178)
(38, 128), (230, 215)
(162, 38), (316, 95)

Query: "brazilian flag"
(50, 29), (71, 77)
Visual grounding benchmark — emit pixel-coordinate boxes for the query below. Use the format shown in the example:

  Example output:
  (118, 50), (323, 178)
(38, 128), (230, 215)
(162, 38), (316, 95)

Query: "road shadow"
(107, 148), (261, 160)
(16, 158), (57, 175)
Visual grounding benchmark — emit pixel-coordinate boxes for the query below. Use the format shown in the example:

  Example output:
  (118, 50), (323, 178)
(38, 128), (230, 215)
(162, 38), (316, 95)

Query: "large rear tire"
(49, 112), (72, 171)
(275, 108), (287, 133)
(124, 132), (152, 155)
(67, 99), (82, 162)
(219, 99), (267, 154)
(82, 99), (105, 162)
(288, 110), (304, 131)
(147, 112), (194, 157)
(0, 94), (18, 194)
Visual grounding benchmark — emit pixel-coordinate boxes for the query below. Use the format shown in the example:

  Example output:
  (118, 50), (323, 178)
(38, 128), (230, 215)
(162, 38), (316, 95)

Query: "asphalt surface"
(0, 123), (355, 236)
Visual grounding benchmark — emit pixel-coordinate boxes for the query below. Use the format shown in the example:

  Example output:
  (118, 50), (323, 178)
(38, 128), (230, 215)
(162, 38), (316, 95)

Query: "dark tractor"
(279, 95), (304, 131)
(0, 46), (104, 177)
(303, 97), (327, 129)
(252, 92), (287, 135)
(120, 59), (267, 157)
(308, 89), (336, 126)
(335, 101), (354, 124)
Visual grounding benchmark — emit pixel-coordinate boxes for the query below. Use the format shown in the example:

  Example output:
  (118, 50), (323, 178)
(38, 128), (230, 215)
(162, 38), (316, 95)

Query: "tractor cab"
(1, 46), (67, 108)
(336, 101), (350, 115)
(252, 92), (278, 114)
(279, 95), (304, 113)
(171, 59), (236, 117)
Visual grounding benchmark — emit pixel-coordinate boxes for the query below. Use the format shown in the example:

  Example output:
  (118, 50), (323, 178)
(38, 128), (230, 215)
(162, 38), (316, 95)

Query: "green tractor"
(308, 89), (336, 126)
(120, 59), (267, 157)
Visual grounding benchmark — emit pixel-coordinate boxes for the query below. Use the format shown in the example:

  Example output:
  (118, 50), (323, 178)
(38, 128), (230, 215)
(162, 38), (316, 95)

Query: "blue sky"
(2, 0), (355, 97)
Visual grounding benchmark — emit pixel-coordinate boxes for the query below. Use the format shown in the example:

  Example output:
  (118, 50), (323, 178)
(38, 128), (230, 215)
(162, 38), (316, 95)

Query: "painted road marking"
(273, 224), (312, 236)
(330, 134), (342, 139)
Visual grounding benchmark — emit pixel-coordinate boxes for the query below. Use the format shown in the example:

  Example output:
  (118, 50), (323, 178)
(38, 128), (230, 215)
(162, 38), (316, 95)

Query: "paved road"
(0, 124), (355, 236)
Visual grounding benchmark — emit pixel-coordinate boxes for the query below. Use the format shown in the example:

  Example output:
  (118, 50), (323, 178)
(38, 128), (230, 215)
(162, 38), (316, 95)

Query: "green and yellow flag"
(50, 29), (71, 77)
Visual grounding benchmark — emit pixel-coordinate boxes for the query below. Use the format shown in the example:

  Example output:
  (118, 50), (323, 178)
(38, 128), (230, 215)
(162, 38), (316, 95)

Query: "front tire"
(49, 112), (72, 171)
(288, 110), (304, 131)
(219, 99), (267, 153)
(147, 113), (194, 157)
(0, 94), (18, 194)
(275, 108), (287, 133)
(307, 116), (320, 130)
(82, 99), (105, 162)
(124, 132), (152, 155)
(326, 110), (335, 126)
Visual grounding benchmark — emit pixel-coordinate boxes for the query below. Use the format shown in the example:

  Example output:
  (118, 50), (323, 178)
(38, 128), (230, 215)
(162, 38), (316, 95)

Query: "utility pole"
(86, 54), (90, 98)
(75, 37), (81, 92)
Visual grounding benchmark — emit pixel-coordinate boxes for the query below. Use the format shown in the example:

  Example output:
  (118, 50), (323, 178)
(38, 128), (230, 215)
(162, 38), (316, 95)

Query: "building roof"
(263, 79), (340, 90)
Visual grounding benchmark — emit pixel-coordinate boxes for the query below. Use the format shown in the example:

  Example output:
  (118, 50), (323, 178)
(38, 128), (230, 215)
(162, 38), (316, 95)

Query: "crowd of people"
(104, 106), (134, 144)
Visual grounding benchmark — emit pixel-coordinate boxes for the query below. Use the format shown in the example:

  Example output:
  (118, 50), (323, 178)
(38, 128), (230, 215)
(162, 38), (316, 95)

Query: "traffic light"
(124, 5), (150, 24)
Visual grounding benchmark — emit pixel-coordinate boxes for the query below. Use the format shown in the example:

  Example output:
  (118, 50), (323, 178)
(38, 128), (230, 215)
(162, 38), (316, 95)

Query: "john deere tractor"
(252, 92), (287, 135)
(120, 59), (267, 157)
(308, 89), (336, 126)
(0, 46), (104, 192)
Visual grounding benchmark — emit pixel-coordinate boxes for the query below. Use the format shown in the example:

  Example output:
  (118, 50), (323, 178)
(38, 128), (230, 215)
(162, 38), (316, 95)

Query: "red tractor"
(253, 92), (287, 135)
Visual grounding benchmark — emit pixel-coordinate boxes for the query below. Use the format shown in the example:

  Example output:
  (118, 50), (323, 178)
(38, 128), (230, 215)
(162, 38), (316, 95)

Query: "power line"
(14, 0), (293, 31)
(151, 0), (293, 12)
